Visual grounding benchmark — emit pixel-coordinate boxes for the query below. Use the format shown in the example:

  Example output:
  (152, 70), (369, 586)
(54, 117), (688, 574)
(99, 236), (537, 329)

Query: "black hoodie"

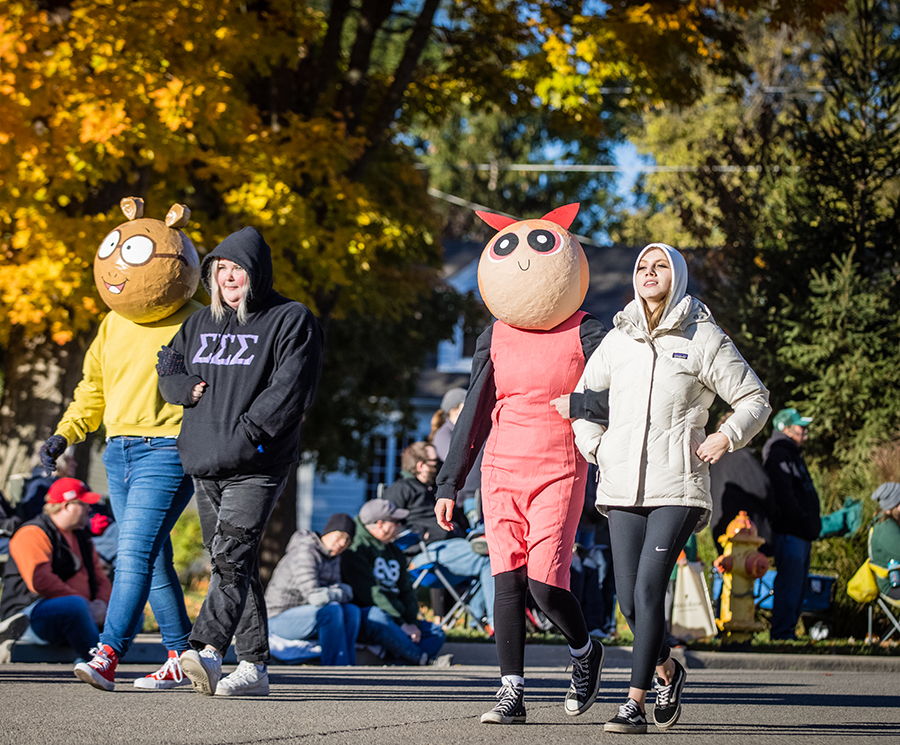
(158, 227), (324, 478)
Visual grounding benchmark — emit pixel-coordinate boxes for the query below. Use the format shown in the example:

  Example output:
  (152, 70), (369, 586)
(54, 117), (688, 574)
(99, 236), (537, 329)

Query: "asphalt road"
(3, 660), (899, 745)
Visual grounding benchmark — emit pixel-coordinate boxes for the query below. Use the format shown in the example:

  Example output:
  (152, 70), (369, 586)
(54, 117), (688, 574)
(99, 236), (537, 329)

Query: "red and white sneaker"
(133, 650), (190, 690)
(74, 644), (118, 691)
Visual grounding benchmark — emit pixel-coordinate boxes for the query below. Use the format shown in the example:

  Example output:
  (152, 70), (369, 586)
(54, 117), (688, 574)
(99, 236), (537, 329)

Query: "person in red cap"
(0, 478), (112, 662)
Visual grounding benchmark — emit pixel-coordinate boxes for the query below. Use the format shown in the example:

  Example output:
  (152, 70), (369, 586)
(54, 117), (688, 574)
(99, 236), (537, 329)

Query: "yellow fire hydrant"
(713, 511), (770, 642)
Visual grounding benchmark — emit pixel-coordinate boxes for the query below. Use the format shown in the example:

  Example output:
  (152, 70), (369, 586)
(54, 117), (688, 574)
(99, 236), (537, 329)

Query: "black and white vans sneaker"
(652, 657), (686, 729)
(481, 682), (526, 724)
(0, 612), (29, 644)
(604, 698), (648, 734)
(565, 640), (605, 716)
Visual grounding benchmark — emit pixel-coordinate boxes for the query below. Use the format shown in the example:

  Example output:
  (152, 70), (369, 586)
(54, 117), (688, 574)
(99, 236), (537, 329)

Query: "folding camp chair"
(868, 594), (900, 643)
(405, 534), (486, 633)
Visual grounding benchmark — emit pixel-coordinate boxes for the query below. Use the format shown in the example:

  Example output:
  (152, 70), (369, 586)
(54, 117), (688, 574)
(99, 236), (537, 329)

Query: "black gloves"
(40, 434), (68, 471)
(156, 345), (187, 377)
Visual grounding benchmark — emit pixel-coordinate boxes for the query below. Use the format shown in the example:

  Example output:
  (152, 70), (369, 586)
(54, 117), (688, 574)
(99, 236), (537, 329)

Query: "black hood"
(201, 226), (274, 306)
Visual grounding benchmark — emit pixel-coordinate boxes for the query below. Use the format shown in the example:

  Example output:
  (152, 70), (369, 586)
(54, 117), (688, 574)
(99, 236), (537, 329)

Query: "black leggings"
(493, 566), (589, 678)
(607, 505), (703, 690)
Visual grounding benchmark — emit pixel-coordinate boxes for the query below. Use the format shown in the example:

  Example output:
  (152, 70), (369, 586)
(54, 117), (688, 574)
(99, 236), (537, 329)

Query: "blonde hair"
(208, 258), (252, 324)
(640, 298), (668, 333)
(428, 409), (448, 443)
(43, 502), (65, 515)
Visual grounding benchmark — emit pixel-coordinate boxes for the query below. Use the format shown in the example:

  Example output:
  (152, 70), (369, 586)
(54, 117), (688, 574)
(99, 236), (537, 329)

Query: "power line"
(420, 163), (785, 173)
(426, 187), (596, 246)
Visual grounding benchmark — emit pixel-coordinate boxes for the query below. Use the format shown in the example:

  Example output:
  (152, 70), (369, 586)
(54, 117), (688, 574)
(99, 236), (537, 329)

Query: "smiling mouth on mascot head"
(475, 203), (589, 332)
(93, 197), (201, 324)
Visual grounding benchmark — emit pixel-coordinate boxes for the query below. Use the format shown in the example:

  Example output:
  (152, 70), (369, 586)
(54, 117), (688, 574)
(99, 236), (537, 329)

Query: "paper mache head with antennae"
(93, 197), (201, 324)
(476, 203), (589, 331)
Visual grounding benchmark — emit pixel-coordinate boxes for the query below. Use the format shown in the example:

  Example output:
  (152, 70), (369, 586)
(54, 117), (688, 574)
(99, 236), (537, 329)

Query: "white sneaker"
(133, 651), (190, 690)
(215, 660), (269, 697)
(180, 648), (222, 696)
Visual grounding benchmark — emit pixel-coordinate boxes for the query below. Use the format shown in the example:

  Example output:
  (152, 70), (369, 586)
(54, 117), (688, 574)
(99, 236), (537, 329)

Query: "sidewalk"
(8, 633), (900, 672)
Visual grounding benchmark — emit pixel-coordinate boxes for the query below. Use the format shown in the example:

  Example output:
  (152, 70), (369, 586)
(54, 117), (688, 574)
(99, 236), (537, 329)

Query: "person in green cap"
(762, 407), (820, 640)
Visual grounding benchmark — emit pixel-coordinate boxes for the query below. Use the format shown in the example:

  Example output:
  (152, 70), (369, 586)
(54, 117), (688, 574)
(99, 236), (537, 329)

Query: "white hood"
(631, 242), (689, 330)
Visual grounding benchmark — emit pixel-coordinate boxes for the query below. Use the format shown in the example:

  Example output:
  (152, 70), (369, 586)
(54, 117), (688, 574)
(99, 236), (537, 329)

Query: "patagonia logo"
(673, 352), (688, 359)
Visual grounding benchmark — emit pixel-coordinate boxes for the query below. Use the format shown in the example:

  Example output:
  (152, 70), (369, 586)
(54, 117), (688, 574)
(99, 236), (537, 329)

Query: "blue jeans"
(410, 538), (495, 626)
(359, 606), (445, 664)
(191, 467), (290, 663)
(100, 437), (194, 656)
(771, 533), (811, 640)
(269, 602), (361, 666)
(29, 596), (99, 661)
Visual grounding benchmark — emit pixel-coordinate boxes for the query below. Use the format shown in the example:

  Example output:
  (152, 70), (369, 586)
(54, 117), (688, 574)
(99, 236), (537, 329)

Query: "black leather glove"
(40, 434), (67, 471)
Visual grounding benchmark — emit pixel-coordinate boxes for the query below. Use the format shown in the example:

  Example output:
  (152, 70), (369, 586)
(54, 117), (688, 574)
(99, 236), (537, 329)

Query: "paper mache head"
(93, 197), (201, 323)
(476, 203), (589, 331)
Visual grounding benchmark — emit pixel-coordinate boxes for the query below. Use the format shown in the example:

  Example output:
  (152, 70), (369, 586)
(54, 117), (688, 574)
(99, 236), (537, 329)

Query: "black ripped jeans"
(190, 465), (291, 663)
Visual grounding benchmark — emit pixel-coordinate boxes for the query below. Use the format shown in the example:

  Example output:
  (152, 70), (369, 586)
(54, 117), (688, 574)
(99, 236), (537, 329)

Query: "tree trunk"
(0, 329), (90, 492)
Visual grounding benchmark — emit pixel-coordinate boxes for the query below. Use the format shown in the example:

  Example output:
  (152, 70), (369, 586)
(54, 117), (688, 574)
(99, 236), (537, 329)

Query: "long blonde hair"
(208, 258), (252, 324)
(640, 295), (670, 333)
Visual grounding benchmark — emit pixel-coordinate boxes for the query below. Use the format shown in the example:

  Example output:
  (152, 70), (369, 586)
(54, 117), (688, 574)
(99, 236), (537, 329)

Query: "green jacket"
(341, 516), (419, 625)
(870, 517), (900, 596)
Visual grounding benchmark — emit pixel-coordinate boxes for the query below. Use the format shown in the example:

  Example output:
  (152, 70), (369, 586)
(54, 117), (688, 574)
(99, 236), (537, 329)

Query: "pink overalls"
(482, 311), (589, 589)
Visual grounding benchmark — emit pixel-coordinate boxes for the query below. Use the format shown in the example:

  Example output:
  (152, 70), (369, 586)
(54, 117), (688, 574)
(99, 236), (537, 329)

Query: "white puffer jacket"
(572, 245), (771, 529)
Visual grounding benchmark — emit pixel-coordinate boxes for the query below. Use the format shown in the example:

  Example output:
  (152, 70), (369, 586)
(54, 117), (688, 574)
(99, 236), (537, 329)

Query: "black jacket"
(710, 448), (776, 556)
(0, 514), (99, 620)
(762, 431), (822, 542)
(158, 227), (324, 478)
(383, 476), (466, 546)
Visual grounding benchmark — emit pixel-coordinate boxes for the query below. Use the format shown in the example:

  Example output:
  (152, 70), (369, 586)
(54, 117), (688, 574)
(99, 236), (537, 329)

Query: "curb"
(439, 641), (900, 673)
(8, 635), (900, 672)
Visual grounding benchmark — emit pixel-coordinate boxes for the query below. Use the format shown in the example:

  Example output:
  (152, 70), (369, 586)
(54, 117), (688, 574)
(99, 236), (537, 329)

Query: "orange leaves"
(149, 77), (199, 132)
(78, 100), (131, 146)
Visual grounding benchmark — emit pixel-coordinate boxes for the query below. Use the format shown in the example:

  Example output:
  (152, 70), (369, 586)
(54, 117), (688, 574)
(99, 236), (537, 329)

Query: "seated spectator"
(383, 441), (494, 630)
(870, 483), (900, 602)
(341, 499), (448, 665)
(17, 447), (79, 523)
(0, 478), (112, 662)
(264, 513), (360, 666)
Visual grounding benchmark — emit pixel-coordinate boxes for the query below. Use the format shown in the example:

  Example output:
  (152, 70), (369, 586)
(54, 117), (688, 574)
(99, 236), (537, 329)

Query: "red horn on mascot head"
(539, 203), (579, 230)
(476, 203), (589, 331)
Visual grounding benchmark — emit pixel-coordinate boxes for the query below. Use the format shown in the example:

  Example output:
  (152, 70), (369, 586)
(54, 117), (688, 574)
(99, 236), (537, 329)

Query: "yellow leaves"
(0, 207), (104, 344)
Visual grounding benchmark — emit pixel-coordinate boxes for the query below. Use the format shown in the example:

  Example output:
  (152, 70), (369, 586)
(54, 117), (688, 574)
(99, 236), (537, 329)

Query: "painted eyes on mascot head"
(476, 203), (589, 331)
(93, 197), (201, 323)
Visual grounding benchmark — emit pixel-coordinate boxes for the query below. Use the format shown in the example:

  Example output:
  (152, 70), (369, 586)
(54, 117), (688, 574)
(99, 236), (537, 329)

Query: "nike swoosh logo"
(655, 547), (666, 552)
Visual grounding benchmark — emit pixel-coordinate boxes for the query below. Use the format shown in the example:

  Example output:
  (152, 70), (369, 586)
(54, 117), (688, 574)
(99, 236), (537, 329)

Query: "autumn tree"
(0, 0), (842, 573)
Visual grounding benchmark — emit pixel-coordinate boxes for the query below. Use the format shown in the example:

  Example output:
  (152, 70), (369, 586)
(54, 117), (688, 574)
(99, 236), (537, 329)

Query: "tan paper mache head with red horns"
(476, 203), (589, 331)
(94, 197), (201, 324)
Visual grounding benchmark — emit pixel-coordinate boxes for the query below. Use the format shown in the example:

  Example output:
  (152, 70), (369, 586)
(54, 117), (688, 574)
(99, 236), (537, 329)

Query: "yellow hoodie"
(55, 300), (202, 444)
